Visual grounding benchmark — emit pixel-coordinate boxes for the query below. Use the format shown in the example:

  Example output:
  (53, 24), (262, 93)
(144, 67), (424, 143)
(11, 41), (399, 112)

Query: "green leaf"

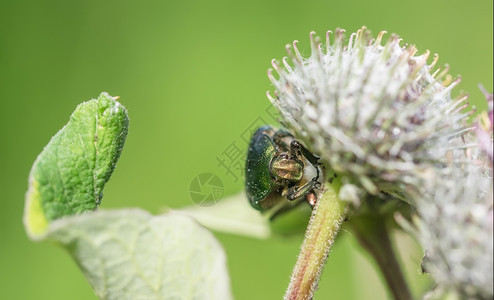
(44, 209), (233, 300)
(24, 92), (129, 237)
(23, 93), (233, 299)
(178, 191), (311, 239)
(178, 192), (272, 239)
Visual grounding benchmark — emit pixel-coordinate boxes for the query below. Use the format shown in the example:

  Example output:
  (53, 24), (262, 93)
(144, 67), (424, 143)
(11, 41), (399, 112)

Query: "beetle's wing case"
(245, 126), (277, 210)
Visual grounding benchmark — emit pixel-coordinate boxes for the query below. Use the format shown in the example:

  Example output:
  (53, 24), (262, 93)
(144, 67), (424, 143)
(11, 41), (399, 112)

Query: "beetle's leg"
(289, 140), (320, 166)
(272, 129), (293, 152)
(289, 140), (303, 159)
(283, 179), (321, 201)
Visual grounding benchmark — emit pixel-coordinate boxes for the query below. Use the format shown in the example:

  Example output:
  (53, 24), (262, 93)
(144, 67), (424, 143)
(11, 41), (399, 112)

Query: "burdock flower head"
(415, 91), (493, 299)
(267, 27), (470, 203)
(267, 26), (493, 299)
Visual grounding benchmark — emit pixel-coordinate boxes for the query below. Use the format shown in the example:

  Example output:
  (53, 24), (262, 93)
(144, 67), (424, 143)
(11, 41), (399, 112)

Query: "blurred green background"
(0, 0), (491, 299)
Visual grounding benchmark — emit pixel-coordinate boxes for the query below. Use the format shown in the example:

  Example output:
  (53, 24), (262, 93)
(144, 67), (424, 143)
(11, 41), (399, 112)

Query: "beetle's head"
(270, 154), (304, 183)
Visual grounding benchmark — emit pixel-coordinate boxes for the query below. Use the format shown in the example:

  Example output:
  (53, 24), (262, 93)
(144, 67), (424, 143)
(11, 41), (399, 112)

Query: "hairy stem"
(285, 179), (346, 300)
(348, 212), (413, 300)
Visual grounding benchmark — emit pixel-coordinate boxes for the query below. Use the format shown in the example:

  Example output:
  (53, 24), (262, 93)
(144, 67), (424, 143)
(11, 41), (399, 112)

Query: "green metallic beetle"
(245, 125), (323, 212)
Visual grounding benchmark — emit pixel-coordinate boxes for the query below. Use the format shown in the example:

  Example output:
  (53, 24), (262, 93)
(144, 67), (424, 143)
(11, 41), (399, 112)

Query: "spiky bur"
(268, 27), (471, 205)
(414, 91), (493, 299)
(266, 27), (487, 299)
(476, 85), (493, 163)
